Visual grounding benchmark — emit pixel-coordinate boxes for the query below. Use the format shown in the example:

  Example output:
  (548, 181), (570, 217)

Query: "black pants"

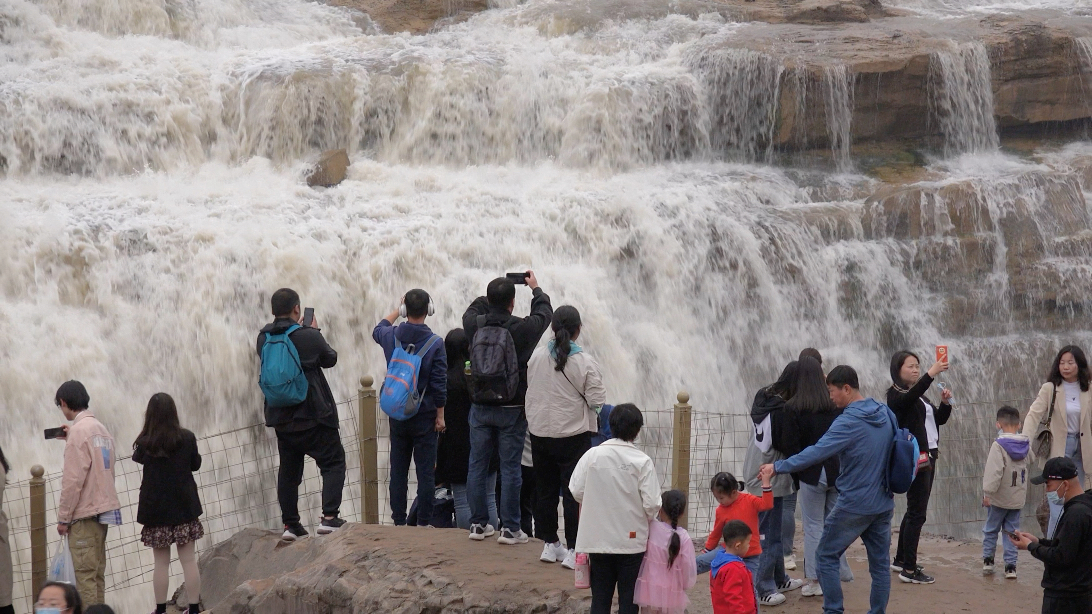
(590, 552), (643, 614)
(276, 425), (346, 524)
(0, 605), (15, 614)
(895, 452), (936, 569)
(1042, 593), (1092, 614)
(531, 432), (591, 549)
(520, 464), (536, 538)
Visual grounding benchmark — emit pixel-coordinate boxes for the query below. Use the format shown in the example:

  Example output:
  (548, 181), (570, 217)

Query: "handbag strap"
(1041, 384), (1058, 428)
(560, 366), (591, 410)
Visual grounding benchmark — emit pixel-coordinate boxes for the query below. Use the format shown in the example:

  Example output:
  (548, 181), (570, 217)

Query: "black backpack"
(468, 315), (519, 404)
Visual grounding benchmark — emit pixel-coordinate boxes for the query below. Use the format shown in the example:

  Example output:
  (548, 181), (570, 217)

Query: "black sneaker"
(983, 557), (995, 575)
(282, 522), (308, 541)
(1004, 564), (1017, 579)
(899, 568), (935, 584)
(317, 516), (347, 535)
(890, 560), (905, 573)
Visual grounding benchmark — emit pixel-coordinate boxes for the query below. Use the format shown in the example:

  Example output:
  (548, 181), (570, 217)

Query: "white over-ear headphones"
(399, 293), (435, 318)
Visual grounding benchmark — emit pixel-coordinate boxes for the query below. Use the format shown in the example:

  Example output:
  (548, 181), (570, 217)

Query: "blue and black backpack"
(380, 335), (441, 420)
(887, 408), (920, 494)
(259, 324), (309, 407)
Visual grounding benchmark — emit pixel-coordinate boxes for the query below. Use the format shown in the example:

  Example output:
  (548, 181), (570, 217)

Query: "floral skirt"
(141, 519), (204, 549)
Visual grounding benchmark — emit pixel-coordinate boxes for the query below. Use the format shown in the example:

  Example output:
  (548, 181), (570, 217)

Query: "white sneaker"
(801, 582), (823, 597)
(561, 549), (577, 570)
(778, 578), (804, 592)
(759, 593), (787, 606)
(540, 541), (567, 563)
(469, 524), (496, 541)
(784, 555), (797, 571)
(497, 528), (529, 545)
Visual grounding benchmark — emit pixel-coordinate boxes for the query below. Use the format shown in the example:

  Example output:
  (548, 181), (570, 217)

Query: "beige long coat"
(1022, 382), (1092, 481)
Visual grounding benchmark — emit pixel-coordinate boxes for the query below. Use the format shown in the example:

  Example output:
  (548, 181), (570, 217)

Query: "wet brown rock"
(199, 526), (591, 614)
(306, 149), (350, 188)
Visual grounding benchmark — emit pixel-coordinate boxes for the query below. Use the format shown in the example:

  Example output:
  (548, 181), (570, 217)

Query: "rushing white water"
(928, 41), (1000, 155)
(2, 0), (1092, 609)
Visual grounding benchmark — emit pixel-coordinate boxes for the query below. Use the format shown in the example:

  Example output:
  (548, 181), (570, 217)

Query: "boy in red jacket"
(712, 520), (758, 614)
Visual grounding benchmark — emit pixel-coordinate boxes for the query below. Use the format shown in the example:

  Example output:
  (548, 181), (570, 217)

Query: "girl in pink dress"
(634, 489), (697, 614)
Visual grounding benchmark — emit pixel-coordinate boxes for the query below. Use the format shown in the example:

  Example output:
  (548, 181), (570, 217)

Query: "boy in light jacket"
(982, 406), (1032, 579)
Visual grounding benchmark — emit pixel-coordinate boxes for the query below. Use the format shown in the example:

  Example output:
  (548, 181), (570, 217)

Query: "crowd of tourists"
(2, 275), (1092, 614)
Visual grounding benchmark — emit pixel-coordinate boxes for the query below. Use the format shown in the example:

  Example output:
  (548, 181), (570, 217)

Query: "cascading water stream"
(928, 41), (1000, 155)
(823, 64), (854, 172)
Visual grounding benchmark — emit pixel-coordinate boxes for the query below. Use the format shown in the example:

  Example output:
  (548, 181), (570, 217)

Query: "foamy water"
(2, 0), (1092, 609)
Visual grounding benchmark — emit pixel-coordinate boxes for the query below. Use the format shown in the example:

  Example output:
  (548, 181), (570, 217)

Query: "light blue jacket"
(775, 397), (896, 516)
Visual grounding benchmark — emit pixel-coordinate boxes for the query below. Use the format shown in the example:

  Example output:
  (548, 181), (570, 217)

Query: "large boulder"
(200, 526), (590, 614)
(306, 149), (350, 188)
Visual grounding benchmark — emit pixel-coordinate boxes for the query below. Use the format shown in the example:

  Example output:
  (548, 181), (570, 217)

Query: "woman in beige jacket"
(1, 444), (13, 614)
(525, 305), (606, 570)
(1022, 345), (1092, 537)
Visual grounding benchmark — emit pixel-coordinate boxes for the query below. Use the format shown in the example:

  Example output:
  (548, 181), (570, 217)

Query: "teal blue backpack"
(259, 324), (309, 407)
(380, 335), (441, 420)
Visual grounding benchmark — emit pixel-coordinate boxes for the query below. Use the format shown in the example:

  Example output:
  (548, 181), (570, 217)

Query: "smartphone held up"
(302, 307), (315, 327)
(44, 427), (65, 440)
(506, 272), (530, 285)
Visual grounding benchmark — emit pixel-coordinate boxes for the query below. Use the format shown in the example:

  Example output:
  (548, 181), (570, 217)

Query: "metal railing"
(2, 383), (1044, 613)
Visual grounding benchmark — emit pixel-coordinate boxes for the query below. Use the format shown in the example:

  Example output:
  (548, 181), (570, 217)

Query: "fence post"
(672, 391), (692, 529)
(30, 465), (47, 591)
(358, 376), (380, 525)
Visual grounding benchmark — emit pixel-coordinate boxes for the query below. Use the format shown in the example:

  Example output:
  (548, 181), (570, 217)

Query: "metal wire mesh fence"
(1, 386), (1048, 613)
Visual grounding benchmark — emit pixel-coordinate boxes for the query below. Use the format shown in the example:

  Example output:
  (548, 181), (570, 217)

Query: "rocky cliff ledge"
(200, 526), (588, 613)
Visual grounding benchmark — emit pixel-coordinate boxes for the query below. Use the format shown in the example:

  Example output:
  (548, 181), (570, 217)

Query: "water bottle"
(936, 381), (955, 403)
(574, 552), (590, 589)
(464, 360), (472, 376)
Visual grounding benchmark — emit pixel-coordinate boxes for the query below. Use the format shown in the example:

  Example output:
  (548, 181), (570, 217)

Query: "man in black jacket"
(257, 288), (346, 541)
(462, 272), (552, 544)
(1012, 457), (1092, 614)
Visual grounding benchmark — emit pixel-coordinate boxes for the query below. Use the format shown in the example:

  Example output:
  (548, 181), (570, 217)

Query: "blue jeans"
(818, 507), (892, 614)
(388, 413), (438, 526)
(782, 491), (797, 558)
(982, 506), (1021, 566)
(799, 478), (853, 582)
(452, 477), (498, 530)
(757, 496), (789, 597)
(700, 550), (761, 607)
(1048, 433), (1084, 538)
(467, 404), (527, 531)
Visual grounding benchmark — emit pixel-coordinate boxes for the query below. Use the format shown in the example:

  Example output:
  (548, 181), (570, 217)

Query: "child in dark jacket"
(712, 520), (758, 614)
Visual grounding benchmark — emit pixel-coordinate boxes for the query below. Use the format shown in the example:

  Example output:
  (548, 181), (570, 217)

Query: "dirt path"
(684, 531), (1044, 613)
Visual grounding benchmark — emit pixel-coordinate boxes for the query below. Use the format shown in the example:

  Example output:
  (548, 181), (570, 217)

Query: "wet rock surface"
(200, 526), (589, 613)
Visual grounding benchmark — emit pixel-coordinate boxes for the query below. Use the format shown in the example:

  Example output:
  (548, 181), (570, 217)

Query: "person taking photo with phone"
(462, 271), (552, 544)
(886, 350), (952, 585)
(52, 380), (121, 608)
(1011, 457), (1092, 614)
(257, 288), (346, 541)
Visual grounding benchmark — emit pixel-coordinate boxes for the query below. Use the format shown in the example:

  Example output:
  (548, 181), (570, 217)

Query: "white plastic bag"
(47, 536), (77, 585)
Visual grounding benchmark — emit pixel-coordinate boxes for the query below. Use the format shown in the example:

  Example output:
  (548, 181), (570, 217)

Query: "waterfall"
(823, 64), (854, 172)
(928, 42), (1000, 155)
(2, 3), (1092, 611)
(686, 46), (785, 162)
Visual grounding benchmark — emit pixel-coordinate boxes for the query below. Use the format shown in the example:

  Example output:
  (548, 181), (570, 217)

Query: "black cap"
(1031, 457), (1079, 485)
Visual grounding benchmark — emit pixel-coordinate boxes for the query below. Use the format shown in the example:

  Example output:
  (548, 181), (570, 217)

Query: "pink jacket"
(58, 411), (120, 524)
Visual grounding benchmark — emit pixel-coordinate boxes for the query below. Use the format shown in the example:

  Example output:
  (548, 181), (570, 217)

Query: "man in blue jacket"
(760, 365), (896, 614)
(373, 289), (447, 526)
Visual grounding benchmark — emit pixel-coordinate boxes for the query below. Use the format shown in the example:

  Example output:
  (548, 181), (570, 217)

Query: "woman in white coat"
(1023, 345), (1092, 537)
(525, 305), (606, 569)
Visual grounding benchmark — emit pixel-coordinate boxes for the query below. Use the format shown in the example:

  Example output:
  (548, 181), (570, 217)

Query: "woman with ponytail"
(526, 305), (607, 569)
(634, 489), (697, 614)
